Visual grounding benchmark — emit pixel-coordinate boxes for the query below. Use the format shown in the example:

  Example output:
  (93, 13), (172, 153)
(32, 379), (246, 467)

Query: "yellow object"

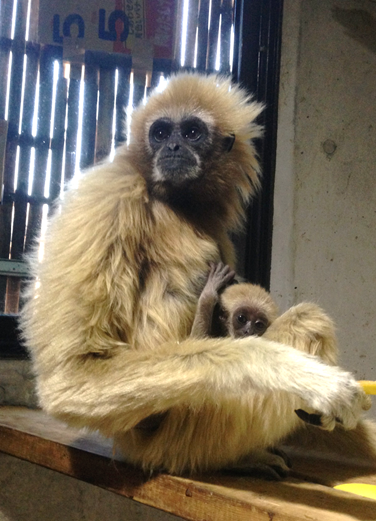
(334, 483), (376, 500)
(359, 380), (376, 395)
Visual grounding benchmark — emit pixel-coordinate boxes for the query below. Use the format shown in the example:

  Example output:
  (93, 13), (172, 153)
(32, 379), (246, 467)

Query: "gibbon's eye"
(153, 126), (171, 142)
(237, 314), (247, 324)
(180, 117), (208, 143)
(183, 126), (202, 141)
(254, 320), (266, 332)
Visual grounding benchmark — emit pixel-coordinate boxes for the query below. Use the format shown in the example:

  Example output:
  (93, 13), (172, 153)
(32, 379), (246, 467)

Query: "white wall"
(271, 0), (376, 415)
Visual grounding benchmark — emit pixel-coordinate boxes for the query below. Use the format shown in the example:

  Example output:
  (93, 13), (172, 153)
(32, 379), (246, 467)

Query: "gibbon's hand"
(204, 262), (236, 299)
(295, 369), (372, 431)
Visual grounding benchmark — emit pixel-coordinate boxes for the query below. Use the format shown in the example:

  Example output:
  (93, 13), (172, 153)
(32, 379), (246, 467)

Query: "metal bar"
(95, 67), (115, 163)
(48, 65), (67, 201)
(219, 0), (233, 75)
(63, 64), (81, 183)
(115, 67), (131, 149)
(196, 0), (210, 71)
(80, 65), (99, 170)
(0, 120), (8, 202)
(207, 0), (221, 72)
(0, 259), (29, 277)
(232, 0), (284, 288)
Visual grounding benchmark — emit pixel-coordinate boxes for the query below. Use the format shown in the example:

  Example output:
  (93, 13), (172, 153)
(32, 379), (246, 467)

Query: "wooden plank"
(48, 67), (67, 203)
(206, 0), (221, 72)
(80, 64), (98, 170)
(219, 0), (233, 75)
(13, 0), (29, 41)
(24, 45), (57, 254)
(0, 0), (13, 40)
(0, 39), (12, 118)
(195, 0), (210, 71)
(0, 407), (375, 521)
(4, 275), (21, 313)
(115, 67), (131, 149)
(181, 0), (199, 68)
(63, 64), (82, 184)
(95, 67), (115, 162)
(17, 43), (40, 192)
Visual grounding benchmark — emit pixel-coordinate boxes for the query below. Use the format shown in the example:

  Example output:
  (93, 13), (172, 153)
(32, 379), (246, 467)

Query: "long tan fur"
(221, 283), (376, 465)
(20, 73), (370, 475)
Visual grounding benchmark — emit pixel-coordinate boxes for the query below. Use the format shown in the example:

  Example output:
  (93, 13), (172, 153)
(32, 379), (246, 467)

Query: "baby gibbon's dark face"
(231, 306), (269, 338)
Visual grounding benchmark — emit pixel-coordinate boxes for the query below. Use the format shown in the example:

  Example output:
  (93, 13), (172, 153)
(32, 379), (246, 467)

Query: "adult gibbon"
(21, 73), (370, 476)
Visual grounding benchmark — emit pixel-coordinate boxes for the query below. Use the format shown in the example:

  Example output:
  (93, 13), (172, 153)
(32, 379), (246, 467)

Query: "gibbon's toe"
(225, 449), (292, 480)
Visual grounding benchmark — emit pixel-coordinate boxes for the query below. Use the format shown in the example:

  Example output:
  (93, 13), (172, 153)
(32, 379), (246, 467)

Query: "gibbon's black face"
(148, 116), (235, 187)
(231, 306), (269, 338)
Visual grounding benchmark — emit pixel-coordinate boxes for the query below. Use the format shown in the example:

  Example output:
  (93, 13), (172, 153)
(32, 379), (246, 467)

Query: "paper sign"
(38, 0), (176, 59)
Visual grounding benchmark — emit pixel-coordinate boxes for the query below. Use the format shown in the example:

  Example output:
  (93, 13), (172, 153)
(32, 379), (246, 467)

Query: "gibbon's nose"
(168, 142), (180, 151)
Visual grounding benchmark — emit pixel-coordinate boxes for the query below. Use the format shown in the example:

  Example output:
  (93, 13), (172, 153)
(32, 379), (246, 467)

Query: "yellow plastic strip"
(334, 483), (376, 500)
(359, 380), (376, 395)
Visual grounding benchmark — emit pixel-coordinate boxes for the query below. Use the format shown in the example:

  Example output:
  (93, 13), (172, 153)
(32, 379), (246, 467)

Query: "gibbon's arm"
(35, 334), (370, 436)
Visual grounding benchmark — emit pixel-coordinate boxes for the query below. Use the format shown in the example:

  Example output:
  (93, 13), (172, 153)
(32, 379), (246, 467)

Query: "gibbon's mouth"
(155, 168), (203, 189)
(158, 156), (197, 169)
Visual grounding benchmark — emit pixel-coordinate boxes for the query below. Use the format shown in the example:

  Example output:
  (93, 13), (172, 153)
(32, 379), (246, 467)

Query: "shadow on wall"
(332, 7), (376, 54)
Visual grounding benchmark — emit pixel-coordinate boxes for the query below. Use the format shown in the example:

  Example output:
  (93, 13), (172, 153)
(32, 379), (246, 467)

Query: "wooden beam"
(0, 407), (376, 521)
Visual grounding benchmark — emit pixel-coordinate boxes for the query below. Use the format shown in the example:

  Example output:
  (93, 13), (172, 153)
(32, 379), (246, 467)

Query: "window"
(0, 0), (283, 356)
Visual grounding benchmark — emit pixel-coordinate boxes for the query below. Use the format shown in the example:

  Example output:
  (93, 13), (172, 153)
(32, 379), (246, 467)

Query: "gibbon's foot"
(270, 447), (292, 469)
(225, 448), (292, 481)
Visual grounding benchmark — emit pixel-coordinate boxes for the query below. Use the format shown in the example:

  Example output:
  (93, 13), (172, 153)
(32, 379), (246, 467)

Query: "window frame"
(0, 0), (284, 359)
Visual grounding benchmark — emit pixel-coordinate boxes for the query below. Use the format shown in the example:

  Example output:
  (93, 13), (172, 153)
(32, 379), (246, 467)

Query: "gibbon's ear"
(223, 133), (235, 152)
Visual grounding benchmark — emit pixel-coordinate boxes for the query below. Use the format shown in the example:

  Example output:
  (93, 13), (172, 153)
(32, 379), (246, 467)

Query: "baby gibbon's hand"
(204, 262), (236, 298)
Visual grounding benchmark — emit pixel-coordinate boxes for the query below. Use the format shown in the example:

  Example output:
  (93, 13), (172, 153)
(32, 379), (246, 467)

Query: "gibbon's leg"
(264, 303), (376, 465)
(283, 417), (376, 465)
(264, 302), (339, 366)
(224, 302), (340, 478)
(191, 277), (356, 478)
(264, 302), (340, 429)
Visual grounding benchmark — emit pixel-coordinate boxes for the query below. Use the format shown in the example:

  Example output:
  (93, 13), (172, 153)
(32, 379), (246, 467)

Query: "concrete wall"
(271, 0), (376, 416)
(0, 453), (184, 521)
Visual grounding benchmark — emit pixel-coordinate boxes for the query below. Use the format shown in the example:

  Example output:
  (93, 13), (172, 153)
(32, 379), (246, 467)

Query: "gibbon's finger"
(208, 262), (216, 274)
(225, 449), (291, 480)
(295, 409), (339, 431)
(295, 409), (323, 427)
(220, 269), (236, 286)
(363, 394), (372, 410)
(210, 263), (236, 290)
(216, 263), (236, 281)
